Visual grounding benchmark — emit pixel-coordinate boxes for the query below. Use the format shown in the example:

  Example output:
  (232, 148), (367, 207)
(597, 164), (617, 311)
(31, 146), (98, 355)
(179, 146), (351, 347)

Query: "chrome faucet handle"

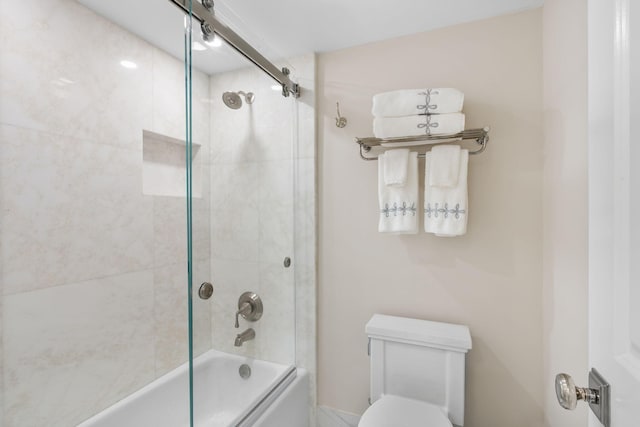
(235, 302), (252, 328)
(234, 292), (263, 328)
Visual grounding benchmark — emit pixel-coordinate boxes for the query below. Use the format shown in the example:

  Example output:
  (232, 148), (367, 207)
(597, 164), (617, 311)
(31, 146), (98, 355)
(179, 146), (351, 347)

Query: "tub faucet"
(234, 328), (255, 347)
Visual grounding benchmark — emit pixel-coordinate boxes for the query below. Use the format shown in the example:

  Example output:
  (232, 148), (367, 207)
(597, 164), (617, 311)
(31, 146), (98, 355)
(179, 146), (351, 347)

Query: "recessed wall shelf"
(142, 130), (202, 198)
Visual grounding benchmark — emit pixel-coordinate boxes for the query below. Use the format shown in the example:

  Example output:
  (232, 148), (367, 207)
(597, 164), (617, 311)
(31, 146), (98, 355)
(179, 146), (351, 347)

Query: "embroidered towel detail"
(382, 149), (410, 186)
(424, 149), (469, 237)
(373, 113), (465, 139)
(381, 202), (418, 217)
(429, 145), (461, 187)
(424, 203), (466, 219)
(372, 88), (464, 117)
(379, 151), (419, 234)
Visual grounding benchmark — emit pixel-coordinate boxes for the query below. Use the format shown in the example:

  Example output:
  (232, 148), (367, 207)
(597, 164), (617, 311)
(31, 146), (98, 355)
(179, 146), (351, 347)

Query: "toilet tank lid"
(366, 315), (472, 352)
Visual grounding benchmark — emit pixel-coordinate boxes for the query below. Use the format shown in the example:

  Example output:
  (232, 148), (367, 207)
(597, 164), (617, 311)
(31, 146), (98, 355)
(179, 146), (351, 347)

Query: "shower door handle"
(198, 282), (214, 300)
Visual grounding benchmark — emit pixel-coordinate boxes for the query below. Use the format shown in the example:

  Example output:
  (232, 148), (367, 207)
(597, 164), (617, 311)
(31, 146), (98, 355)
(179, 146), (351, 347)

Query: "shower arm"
(169, 0), (300, 98)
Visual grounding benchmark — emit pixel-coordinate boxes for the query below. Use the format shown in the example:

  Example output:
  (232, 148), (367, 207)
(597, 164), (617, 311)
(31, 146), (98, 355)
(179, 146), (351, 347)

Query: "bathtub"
(78, 349), (308, 427)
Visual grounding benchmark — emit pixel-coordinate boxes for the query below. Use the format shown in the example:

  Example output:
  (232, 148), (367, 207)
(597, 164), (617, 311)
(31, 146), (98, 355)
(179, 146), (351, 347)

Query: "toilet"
(359, 314), (472, 427)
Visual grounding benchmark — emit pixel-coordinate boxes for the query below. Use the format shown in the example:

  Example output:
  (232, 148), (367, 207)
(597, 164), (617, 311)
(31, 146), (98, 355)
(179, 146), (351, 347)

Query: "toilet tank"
(366, 315), (472, 427)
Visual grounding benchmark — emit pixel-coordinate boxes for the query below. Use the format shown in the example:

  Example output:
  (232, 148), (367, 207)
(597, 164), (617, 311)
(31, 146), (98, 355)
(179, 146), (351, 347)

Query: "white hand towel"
(379, 151), (419, 234)
(382, 149), (410, 186)
(429, 145), (461, 187)
(424, 149), (469, 237)
(372, 88), (464, 117)
(373, 113), (465, 139)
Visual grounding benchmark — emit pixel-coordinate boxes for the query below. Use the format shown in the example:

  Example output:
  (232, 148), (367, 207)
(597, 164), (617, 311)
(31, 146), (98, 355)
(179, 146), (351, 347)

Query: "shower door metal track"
(169, 0), (300, 98)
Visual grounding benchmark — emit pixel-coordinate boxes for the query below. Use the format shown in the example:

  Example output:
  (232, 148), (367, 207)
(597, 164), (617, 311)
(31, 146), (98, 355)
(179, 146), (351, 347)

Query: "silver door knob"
(555, 373), (599, 410)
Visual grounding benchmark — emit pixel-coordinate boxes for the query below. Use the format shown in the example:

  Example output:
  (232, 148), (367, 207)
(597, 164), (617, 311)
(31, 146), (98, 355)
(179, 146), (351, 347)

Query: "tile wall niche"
(142, 130), (204, 198)
(0, 0), (212, 425)
(207, 53), (317, 418)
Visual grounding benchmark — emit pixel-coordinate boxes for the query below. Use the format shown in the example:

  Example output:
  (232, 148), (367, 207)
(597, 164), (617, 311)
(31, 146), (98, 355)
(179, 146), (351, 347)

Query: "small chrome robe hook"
(336, 102), (347, 128)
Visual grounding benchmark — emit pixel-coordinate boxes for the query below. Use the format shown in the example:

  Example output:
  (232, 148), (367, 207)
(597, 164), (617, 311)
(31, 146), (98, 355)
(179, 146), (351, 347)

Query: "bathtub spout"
(234, 328), (255, 347)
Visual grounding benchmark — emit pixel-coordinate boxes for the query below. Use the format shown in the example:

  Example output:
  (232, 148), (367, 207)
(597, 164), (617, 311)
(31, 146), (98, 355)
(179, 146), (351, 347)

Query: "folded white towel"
(429, 145), (461, 187)
(424, 148), (469, 237)
(382, 149), (410, 186)
(373, 113), (465, 139)
(372, 88), (464, 117)
(379, 151), (419, 234)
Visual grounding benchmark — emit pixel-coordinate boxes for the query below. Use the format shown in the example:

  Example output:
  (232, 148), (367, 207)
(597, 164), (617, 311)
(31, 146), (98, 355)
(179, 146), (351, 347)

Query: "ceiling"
(79, 0), (543, 75)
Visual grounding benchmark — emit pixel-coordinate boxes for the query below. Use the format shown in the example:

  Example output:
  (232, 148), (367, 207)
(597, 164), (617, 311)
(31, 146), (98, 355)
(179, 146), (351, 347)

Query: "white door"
(588, 0), (640, 425)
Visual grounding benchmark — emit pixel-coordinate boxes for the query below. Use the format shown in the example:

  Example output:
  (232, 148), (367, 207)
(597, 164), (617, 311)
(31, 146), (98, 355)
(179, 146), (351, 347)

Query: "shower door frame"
(179, 1), (306, 426)
(169, 0), (299, 98)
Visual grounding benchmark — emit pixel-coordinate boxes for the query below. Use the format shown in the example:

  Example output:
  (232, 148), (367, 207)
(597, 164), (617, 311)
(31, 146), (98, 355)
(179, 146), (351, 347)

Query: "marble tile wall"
(0, 0), (316, 425)
(4, 272), (155, 426)
(209, 65), (296, 364)
(208, 54), (317, 414)
(0, 0), (211, 425)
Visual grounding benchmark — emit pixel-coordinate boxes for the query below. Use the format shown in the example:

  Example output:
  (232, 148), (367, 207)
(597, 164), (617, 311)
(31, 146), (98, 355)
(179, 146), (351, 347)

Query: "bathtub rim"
(77, 349), (297, 427)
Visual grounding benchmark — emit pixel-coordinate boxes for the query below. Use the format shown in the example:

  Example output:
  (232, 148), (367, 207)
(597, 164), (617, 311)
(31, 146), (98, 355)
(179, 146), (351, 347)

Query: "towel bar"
(354, 127), (489, 161)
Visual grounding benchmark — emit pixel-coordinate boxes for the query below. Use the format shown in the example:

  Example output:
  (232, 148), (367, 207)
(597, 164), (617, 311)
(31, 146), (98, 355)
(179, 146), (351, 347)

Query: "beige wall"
(318, 10), (544, 427)
(542, 0), (589, 426)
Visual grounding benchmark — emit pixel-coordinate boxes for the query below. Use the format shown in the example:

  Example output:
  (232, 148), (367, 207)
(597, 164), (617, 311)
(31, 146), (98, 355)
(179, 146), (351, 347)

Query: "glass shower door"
(183, 5), (298, 426)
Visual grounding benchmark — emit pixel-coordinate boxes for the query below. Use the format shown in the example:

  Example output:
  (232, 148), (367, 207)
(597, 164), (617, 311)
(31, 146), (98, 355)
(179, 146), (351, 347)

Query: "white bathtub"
(78, 349), (308, 427)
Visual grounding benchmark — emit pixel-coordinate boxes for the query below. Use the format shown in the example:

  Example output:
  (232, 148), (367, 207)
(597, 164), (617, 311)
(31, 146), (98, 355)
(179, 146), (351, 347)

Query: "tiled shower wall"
(0, 0), (212, 425)
(207, 53), (317, 408)
(0, 1), (316, 426)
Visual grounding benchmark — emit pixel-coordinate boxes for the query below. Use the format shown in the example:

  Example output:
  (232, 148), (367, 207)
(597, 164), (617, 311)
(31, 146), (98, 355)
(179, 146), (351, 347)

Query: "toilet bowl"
(359, 395), (452, 427)
(358, 315), (472, 427)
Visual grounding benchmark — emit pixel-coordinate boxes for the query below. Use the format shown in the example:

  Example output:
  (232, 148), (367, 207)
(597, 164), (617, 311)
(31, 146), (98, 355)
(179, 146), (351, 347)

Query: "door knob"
(555, 369), (610, 427)
(555, 373), (598, 409)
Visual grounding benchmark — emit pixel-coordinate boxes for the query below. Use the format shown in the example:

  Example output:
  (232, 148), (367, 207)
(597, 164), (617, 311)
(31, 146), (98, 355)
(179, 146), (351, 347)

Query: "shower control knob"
(235, 292), (263, 327)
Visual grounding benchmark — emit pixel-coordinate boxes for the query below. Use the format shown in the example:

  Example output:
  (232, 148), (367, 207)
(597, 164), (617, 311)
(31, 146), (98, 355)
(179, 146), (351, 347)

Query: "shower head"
(222, 91), (255, 109)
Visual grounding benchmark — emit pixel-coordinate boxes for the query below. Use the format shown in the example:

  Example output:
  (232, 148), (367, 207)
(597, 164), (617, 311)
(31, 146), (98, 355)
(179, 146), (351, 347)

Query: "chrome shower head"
(222, 91), (255, 109)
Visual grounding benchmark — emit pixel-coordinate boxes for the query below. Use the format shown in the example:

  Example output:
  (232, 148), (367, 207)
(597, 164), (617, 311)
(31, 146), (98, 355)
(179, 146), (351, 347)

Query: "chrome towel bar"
(354, 127), (489, 161)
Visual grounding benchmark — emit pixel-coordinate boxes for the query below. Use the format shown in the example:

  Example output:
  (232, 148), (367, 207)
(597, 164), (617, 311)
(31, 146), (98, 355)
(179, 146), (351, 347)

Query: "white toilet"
(358, 314), (472, 427)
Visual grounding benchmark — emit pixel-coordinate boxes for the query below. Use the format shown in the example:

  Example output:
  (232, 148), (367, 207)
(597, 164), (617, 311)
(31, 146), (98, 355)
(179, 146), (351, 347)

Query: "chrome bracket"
(279, 68), (300, 98)
(281, 68), (290, 98)
(168, 0), (301, 100)
(201, 21), (215, 43)
(201, 0), (214, 12)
